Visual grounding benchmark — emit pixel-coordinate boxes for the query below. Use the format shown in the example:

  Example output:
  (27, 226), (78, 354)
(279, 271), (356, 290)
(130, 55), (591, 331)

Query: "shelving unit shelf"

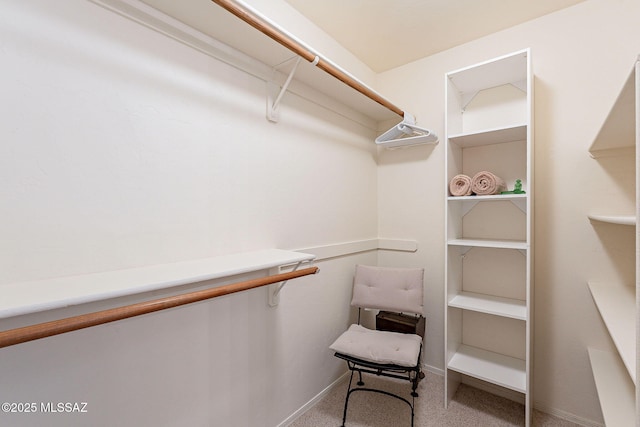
(448, 124), (527, 147)
(588, 281), (636, 381)
(444, 49), (533, 426)
(448, 345), (526, 393)
(586, 57), (639, 427)
(448, 291), (526, 320)
(447, 238), (527, 250)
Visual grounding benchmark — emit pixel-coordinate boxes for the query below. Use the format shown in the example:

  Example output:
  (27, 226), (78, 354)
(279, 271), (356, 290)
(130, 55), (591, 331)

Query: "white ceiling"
(283, 0), (585, 72)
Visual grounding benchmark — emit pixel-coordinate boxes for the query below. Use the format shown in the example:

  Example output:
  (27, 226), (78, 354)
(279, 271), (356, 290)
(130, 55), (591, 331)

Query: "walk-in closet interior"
(1, 0), (639, 426)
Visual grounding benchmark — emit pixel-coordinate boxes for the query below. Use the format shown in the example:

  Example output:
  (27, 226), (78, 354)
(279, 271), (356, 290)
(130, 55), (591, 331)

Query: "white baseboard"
(277, 371), (350, 427)
(423, 363), (444, 376)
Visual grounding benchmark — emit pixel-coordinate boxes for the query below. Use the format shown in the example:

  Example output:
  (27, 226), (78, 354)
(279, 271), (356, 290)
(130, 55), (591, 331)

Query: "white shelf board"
(588, 214), (636, 226)
(448, 238), (528, 250)
(588, 69), (636, 156)
(447, 49), (528, 95)
(448, 194), (527, 216)
(448, 124), (527, 148)
(588, 348), (636, 427)
(448, 291), (526, 320)
(0, 249), (315, 319)
(448, 194), (527, 202)
(448, 344), (526, 393)
(588, 146), (635, 159)
(587, 281), (636, 382)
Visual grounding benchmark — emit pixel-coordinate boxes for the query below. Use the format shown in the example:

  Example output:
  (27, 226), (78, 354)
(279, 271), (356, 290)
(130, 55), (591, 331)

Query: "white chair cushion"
(329, 324), (422, 367)
(350, 265), (424, 315)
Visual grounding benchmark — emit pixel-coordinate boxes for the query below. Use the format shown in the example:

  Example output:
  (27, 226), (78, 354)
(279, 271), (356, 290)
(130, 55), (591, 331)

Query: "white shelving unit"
(586, 58), (639, 427)
(444, 49), (534, 425)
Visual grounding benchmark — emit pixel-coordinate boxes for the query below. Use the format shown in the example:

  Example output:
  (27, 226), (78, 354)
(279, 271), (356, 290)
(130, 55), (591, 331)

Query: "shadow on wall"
(377, 142), (438, 166)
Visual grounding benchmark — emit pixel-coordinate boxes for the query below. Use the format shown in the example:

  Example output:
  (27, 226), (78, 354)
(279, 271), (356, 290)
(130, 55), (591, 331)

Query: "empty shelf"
(448, 238), (528, 250)
(588, 348), (635, 427)
(448, 291), (526, 320)
(0, 249), (315, 319)
(588, 214), (636, 226)
(588, 69), (636, 157)
(587, 281), (636, 382)
(447, 50), (529, 96)
(448, 344), (526, 393)
(448, 124), (527, 148)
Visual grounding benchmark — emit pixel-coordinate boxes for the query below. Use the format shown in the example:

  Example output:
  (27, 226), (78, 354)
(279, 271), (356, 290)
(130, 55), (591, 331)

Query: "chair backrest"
(350, 265), (424, 316)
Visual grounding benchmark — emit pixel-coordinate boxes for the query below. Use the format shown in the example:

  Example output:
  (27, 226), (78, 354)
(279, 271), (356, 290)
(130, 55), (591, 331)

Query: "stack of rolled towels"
(449, 171), (506, 196)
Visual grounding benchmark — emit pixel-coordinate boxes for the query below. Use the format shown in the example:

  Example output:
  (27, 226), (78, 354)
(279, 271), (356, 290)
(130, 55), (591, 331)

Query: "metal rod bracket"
(268, 260), (315, 306)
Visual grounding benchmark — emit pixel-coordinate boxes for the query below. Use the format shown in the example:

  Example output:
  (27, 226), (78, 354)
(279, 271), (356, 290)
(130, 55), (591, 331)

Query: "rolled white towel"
(471, 171), (506, 195)
(449, 174), (473, 196)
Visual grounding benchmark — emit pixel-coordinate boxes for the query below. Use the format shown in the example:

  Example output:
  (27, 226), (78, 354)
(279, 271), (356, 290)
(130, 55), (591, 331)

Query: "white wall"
(376, 0), (640, 424)
(0, 1), (383, 426)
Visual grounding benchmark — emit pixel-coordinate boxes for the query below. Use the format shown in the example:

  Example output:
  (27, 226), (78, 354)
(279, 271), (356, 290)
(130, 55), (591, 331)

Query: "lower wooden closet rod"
(0, 266), (318, 349)
(210, 0), (404, 118)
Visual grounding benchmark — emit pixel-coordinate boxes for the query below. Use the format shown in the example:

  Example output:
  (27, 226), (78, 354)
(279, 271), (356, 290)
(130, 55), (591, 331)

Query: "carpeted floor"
(289, 372), (583, 427)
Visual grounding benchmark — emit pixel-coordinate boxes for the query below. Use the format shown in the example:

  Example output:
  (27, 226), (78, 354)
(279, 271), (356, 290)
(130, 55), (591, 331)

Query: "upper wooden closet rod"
(0, 266), (318, 349)
(210, 0), (405, 118)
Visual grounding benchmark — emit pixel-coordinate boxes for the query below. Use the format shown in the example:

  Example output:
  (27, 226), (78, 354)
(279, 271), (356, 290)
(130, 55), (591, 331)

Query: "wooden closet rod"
(210, 0), (405, 118)
(0, 266), (318, 349)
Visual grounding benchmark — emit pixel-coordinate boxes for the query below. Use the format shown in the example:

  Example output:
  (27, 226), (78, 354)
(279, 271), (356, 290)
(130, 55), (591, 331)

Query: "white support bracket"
(461, 200), (479, 217)
(461, 81), (526, 111)
(461, 90), (480, 110)
(267, 56), (302, 122)
(268, 260), (311, 306)
(460, 197), (526, 217)
(510, 198), (527, 213)
(459, 246), (474, 257)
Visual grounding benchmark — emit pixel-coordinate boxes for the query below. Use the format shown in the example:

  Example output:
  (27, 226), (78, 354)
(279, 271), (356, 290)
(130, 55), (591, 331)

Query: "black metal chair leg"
(340, 369), (356, 427)
(411, 367), (421, 397)
(411, 405), (415, 427)
(411, 374), (419, 397)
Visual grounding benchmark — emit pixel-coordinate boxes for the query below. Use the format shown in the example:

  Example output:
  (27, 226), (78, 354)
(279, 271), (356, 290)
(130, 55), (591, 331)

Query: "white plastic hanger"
(375, 113), (438, 149)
